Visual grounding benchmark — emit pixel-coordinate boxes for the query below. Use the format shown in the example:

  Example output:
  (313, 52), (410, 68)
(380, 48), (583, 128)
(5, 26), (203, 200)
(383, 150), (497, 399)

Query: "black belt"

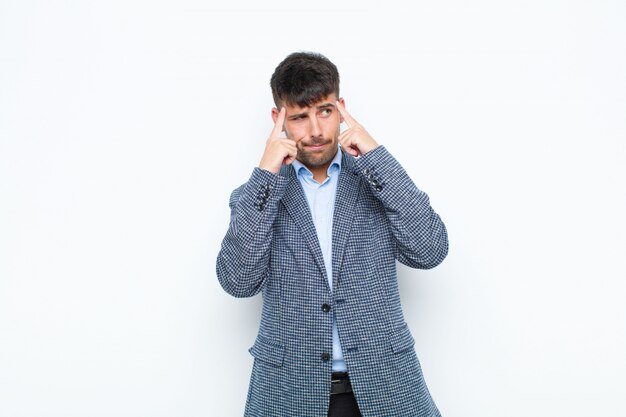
(331, 372), (353, 395)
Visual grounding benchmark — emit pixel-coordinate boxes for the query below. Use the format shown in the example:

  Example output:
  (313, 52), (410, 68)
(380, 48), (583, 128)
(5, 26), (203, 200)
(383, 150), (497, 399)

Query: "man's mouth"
(305, 141), (330, 151)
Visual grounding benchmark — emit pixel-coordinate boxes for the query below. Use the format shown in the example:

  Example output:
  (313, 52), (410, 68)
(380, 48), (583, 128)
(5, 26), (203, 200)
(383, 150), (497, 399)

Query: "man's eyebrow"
(287, 103), (336, 119)
(287, 111), (308, 119)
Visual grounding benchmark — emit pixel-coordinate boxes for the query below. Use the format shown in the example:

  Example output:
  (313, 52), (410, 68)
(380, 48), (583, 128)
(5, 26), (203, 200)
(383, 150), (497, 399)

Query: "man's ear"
(338, 98), (346, 123)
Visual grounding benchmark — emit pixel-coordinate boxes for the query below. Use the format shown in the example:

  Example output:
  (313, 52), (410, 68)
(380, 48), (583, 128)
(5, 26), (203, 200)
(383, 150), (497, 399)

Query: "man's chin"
(299, 150), (336, 167)
(298, 156), (328, 168)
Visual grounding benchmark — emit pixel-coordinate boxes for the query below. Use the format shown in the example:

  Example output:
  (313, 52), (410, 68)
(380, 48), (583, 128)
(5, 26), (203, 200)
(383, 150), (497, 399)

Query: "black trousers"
(328, 391), (362, 416)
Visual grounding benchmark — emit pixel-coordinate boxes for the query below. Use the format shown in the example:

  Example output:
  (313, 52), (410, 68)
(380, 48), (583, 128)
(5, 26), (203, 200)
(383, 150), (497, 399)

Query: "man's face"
(273, 94), (344, 171)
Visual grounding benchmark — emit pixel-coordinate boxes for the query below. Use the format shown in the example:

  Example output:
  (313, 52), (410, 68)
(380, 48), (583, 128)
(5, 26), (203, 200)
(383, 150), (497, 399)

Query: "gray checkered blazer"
(217, 146), (448, 416)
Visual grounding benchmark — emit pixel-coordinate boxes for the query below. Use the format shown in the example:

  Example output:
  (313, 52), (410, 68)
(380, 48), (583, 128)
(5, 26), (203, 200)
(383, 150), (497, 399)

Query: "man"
(216, 52), (448, 417)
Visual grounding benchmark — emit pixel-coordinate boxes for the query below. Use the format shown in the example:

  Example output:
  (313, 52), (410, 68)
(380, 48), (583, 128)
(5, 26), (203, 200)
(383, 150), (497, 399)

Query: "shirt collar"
(292, 145), (343, 179)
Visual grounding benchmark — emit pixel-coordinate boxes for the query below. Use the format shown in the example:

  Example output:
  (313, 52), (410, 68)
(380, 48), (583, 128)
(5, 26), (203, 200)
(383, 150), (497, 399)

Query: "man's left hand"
(336, 100), (379, 157)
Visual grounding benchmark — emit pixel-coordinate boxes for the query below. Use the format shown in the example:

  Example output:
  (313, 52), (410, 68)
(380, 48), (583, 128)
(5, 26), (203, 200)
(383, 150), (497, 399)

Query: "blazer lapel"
(279, 165), (330, 292)
(331, 153), (361, 291)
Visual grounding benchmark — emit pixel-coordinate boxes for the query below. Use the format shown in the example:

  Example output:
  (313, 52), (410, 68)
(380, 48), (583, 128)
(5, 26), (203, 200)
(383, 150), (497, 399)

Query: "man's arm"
(355, 146), (448, 269)
(216, 169), (288, 297)
(216, 107), (295, 297)
(336, 101), (448, 269)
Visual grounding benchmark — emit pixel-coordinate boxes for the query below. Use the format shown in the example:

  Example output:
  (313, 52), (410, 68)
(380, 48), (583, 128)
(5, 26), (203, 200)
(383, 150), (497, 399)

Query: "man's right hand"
(258, 107), (297, 174)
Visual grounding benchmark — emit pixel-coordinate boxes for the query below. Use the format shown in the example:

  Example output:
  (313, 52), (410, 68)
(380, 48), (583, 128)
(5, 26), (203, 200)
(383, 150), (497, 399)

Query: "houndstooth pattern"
(217, 146), (448, 416)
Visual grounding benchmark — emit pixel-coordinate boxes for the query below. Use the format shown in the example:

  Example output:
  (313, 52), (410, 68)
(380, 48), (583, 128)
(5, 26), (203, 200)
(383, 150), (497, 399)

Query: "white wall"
(1, 1), (625, 416)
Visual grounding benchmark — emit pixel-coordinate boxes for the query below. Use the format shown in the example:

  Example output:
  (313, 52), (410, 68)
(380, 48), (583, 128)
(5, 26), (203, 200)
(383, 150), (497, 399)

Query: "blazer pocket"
(248, 335), (285, 367)
(390, 323), (416, 354)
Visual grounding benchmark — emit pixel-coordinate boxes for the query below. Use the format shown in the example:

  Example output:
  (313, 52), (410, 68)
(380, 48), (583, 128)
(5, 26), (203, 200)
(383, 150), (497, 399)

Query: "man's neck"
(310, 164), (331, 184)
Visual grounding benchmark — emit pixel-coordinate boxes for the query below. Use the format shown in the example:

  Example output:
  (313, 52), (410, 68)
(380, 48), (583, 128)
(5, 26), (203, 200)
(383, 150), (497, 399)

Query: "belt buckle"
(330, 373), (351, 395)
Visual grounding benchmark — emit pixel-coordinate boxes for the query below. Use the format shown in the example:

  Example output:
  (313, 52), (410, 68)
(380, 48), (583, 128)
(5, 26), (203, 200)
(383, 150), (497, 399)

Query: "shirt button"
(321, 303), (331, 313)
(321, 352), (331, 362)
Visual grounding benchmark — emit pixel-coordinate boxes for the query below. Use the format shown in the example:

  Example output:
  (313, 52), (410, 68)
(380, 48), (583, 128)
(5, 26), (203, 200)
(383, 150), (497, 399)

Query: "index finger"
(336, 100), (357, 128)
(271, 107), (286, 137)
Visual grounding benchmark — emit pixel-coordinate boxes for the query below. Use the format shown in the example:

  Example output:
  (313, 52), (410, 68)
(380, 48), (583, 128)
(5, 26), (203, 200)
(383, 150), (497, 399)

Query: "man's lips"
(304, 141), (330, 151)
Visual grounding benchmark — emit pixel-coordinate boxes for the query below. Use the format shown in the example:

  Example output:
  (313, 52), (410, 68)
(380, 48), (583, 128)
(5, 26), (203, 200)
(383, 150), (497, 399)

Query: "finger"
(337, 130), (353, 146)
(282, 139), (297, 150)
(336, 100), (357, 128)
(340, 142), (359, 157)
(338, 132), (359, 156)
(271, 107), (286, 137)
(283, 146), (298, 165)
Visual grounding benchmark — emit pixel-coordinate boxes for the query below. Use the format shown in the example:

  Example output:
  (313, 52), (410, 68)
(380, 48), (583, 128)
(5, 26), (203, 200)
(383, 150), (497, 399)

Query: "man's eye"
(320, 109), (332, 117)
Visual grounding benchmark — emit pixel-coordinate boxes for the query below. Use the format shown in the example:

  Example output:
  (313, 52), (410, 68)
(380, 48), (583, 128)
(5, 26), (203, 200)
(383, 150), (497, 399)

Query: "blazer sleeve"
(216, 167), (288, 297)
(353, 146), (449, 269)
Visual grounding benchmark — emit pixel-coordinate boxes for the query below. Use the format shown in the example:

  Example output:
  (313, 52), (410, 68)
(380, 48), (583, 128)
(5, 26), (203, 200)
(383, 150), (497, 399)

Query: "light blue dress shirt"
(292, 147), (347, 372)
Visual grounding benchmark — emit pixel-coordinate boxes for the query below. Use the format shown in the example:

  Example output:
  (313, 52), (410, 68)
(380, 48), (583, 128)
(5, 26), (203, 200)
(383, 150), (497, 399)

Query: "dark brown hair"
(270, 52), (340, 108)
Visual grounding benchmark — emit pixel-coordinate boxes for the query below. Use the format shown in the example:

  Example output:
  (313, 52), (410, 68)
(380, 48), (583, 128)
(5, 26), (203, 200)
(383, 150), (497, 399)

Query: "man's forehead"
(282, 95), (337, 112)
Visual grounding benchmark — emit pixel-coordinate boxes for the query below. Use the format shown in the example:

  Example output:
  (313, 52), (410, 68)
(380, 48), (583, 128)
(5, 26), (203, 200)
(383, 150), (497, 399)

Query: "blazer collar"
(279, 163), (329, 291)
(331, 152), (361, 290)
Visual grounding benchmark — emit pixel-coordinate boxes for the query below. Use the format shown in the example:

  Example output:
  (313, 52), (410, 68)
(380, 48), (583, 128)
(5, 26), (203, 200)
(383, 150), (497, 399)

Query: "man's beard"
(296, 136), (338, 168)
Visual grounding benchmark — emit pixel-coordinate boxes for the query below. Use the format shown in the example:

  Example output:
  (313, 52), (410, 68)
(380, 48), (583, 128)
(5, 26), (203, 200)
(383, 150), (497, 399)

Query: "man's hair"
(270, 52), (340, 108)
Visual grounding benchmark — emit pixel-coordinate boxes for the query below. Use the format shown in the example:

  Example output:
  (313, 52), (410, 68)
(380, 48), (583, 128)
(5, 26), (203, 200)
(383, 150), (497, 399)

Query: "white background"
(1, 1), (625, 416)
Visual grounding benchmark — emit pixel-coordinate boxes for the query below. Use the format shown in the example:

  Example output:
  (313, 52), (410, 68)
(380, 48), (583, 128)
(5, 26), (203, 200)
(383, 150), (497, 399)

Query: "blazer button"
(321, 352), (330, 362)
(321, 303), (331, 313)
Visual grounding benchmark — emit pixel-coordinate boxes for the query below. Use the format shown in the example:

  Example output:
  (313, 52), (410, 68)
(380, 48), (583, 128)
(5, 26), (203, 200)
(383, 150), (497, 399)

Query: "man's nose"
(308, 116), (322, 138)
